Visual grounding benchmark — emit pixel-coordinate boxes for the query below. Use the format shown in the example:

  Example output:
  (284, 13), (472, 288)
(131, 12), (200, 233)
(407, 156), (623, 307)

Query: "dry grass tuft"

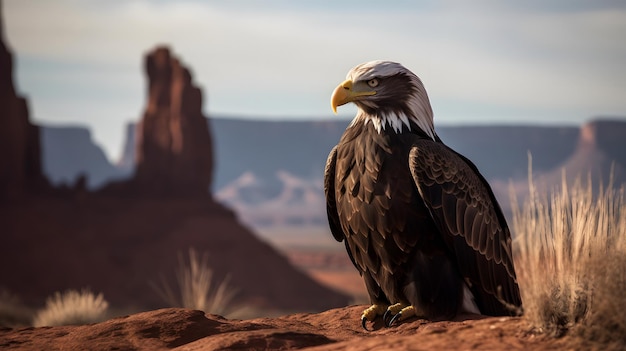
(512, 162), (626, 344)
(32, 289), (109, 327)
(152, 248), (240, 317)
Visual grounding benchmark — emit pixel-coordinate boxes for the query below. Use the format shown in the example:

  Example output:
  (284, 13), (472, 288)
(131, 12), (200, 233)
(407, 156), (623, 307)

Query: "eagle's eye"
(367, 78), (379, 88)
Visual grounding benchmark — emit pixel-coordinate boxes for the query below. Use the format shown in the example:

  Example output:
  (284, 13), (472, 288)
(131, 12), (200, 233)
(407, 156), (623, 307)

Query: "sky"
(3, 0), (626, 161)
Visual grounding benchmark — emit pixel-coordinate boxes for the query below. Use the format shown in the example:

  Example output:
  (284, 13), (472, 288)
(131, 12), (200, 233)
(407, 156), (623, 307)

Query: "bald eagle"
(324, 61), (522, 329)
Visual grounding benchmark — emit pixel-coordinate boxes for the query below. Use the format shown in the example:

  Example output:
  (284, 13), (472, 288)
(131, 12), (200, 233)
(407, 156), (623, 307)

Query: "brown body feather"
(324, 119), (522, 318)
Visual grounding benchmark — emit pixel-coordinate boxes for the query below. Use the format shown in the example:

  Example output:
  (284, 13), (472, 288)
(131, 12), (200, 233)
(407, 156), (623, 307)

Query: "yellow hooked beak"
(330, 79), (376, 114)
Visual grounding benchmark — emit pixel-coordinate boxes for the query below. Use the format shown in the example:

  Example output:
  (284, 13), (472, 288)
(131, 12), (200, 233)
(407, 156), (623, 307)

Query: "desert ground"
(2, 305), (613, 351)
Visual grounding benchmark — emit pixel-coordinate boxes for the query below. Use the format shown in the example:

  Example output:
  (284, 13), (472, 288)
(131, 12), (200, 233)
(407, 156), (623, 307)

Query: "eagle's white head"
(331, 60), (435, 140)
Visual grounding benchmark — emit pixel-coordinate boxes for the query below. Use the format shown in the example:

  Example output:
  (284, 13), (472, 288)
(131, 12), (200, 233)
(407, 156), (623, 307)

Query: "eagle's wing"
(409, 140), (522, 315)
(324, 146), (344, 242)
(324, 146), (361, 273)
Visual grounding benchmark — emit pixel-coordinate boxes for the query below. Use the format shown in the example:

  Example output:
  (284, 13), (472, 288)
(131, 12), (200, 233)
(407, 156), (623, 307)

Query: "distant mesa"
(40, 126), (132, 189)
(491, 117), (626, 216)
(519, 118), (626, 189)
(578, 119), (626, 168)
(212, 118), (626, 228)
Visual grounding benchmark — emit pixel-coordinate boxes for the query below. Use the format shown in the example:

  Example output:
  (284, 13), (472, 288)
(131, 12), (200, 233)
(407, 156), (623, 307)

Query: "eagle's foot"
(360, 303), (389, 331)
(383, 303), (415, 327)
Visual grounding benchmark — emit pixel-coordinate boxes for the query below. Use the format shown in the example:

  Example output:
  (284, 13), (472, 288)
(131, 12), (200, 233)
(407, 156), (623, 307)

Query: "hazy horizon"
(4, 0), (626, 160)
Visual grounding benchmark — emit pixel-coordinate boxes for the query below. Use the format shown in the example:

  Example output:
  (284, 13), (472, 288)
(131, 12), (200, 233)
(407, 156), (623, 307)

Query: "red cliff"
(0, 7), (47, 199)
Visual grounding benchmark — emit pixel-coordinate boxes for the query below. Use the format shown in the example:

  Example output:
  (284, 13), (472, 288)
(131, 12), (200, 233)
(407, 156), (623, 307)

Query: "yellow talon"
(386, 302), (409, 315)
(384, 303), (417, 327)
(361, 303), (389, 330)
(395, 305), (416, 321)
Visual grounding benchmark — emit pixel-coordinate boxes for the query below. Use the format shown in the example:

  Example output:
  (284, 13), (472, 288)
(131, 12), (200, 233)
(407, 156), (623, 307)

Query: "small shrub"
(32, 289), (109, 327)
(152, 248), (238, 316)
(512, 163), (626, 344)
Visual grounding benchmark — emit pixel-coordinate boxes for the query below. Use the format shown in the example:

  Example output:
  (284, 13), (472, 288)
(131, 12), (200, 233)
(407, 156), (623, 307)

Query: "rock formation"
(578, 119), (626, 170)
(133, 47), (214, 196)
(0, 5), (47, 199)
(520, 119), (626, 187)
(494, 118), (626, 217)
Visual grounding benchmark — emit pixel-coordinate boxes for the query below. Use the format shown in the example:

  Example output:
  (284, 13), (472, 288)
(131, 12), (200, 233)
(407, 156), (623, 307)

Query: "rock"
(133, 47), (214, 197)
(0, 306), (598, 351)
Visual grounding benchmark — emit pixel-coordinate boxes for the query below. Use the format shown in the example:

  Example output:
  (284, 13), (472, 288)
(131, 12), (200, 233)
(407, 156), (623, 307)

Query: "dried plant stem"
(32, 289), (108, 327)
(512, 158), (626, 344)
(152, 248), (238, 317)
